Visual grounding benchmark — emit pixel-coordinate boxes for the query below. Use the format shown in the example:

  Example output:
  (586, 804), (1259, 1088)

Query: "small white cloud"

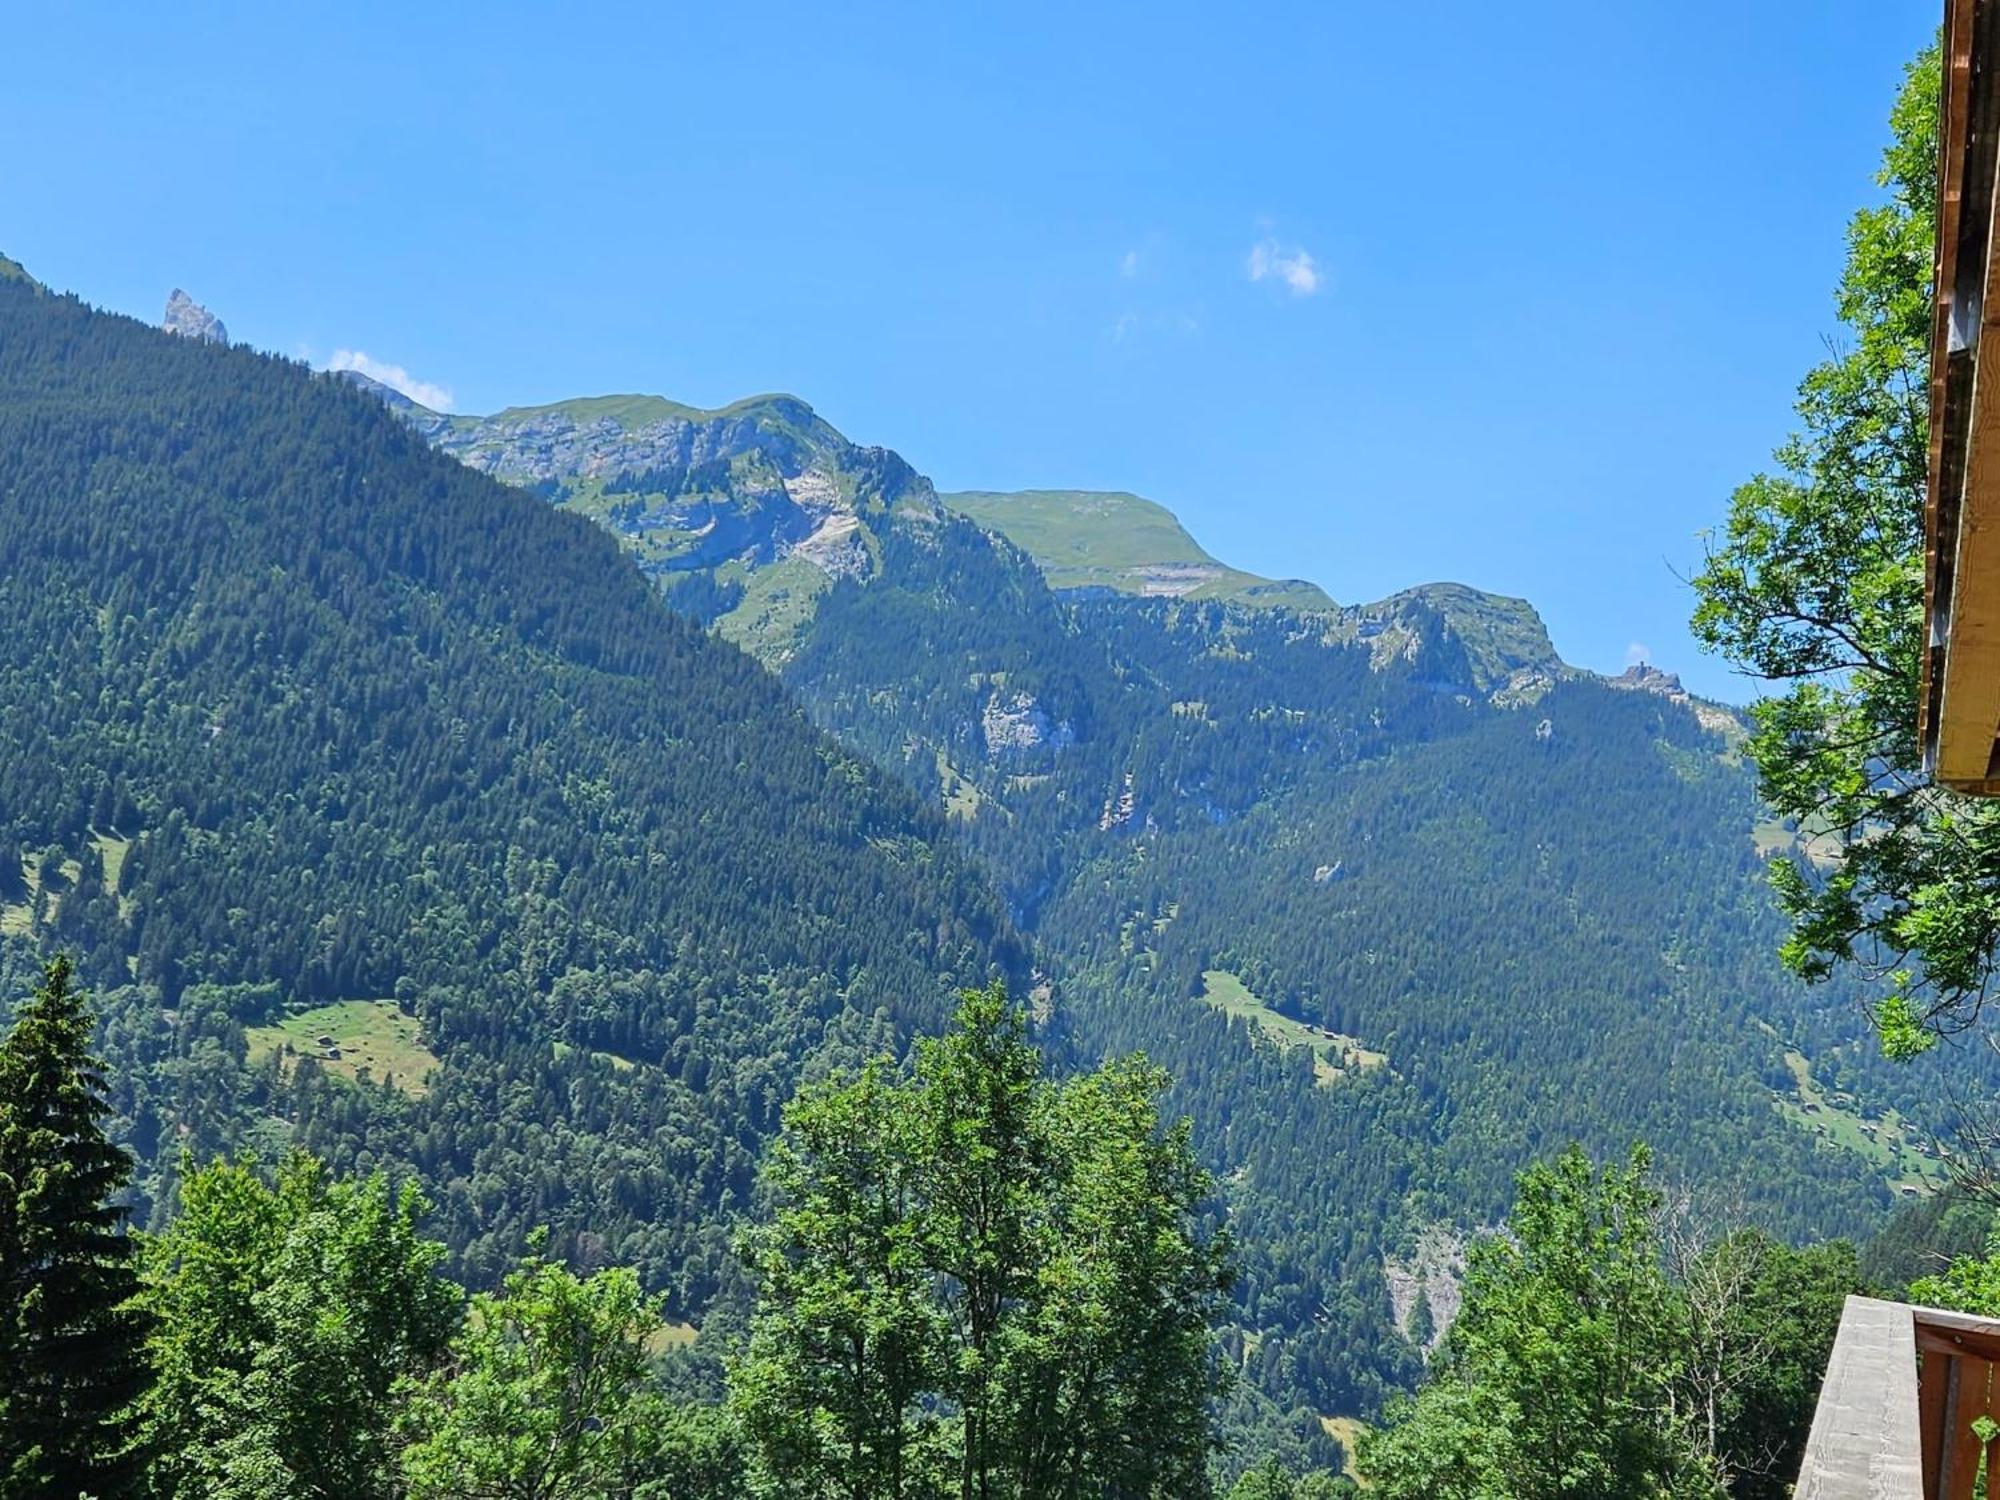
(1119, 249), (1142, 278)
(1109, 309), (1201, 344)
(327, 349), (454, 412)
(1624, 642), (1652, 668)
(1246, 238), (1322, 297)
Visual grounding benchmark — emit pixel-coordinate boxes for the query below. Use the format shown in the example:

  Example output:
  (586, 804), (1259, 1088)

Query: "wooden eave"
(1923, 0), (2000, 792)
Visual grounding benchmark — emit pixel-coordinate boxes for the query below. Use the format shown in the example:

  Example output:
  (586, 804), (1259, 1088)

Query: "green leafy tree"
(1911, 1218), (2000, 1315)
(398, 1254), (737, 1498)
(0, 955), (148, 1499)
(1362, 1146), (1715, 1500)
(733, 1059), (952, 1498)
(1689, 45), (1968, 1054)
(733, 983), (1232, 1499)
(134, 1152), (460, 1498)
(1224, 1456), (1352, 1498)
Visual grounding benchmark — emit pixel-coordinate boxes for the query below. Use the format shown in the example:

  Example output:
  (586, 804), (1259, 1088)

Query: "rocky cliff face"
(162, 289), (226, 344)
(1607, 662), (1685, 696)
(364, 390), (946, 662)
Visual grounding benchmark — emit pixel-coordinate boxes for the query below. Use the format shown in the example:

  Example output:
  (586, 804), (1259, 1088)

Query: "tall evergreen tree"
(0, 955), (148, 1498)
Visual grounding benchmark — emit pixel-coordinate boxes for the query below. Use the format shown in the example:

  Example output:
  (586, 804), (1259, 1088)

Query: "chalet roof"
(1923, 0), (2000, 789)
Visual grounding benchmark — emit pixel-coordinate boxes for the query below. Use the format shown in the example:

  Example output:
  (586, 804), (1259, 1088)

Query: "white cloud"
(1110, 309), (1201, 343)
(1624, 642), (1652, 668)
(1119, 248), (1141, 278)
(1246, 238), (1322, 297)
(326, 349), (455, 412)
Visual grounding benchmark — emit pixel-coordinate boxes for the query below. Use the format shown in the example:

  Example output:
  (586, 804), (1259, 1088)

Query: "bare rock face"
(980, 691), (1074, 757)
(162, 289), (227, 344)
(1385, 1224), (1472, 1353)
(1608, 662), (1685, 697)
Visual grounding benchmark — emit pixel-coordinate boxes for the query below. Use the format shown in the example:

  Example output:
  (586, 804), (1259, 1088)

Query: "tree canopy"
(1689, 45), (1977, 1056)
(734, 983), (1234, 1499)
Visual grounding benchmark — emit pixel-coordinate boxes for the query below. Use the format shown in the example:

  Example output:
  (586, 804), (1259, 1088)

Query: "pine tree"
(0, 955), (149, 1498)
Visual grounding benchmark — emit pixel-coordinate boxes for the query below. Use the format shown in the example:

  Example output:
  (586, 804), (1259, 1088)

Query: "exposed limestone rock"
(1607, 662), (1685, 696)
(981, 691), (1073, 757)
(1099, 770), (1137, 831)
(162, 289), (227, 344)
(1385, 1225), (1471, 1353)
(791, 511), (870, 579)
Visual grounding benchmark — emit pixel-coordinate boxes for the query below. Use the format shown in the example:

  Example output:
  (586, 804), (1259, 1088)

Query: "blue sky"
(4, 2), (1934, 698)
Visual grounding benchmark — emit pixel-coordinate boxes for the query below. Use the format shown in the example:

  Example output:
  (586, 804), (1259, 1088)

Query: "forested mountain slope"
(0, 273), (1027, 1310)
(368, 377), (1955, 1419)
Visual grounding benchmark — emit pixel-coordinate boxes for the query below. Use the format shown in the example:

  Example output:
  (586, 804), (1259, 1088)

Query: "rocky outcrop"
(1607, 662), (1685, 696)
(981, 691), (1074, 757)
(1385, 1225), (1471, 1353)
(162, 289), (226, 344)
(1353, 582), (1563, 691)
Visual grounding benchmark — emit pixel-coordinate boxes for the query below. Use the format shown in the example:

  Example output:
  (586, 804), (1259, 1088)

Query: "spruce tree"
(0, 955), (148, 1498)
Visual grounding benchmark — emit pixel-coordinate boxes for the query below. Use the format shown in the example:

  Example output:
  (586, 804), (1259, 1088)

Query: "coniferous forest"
(12, 24), (2000, 1497)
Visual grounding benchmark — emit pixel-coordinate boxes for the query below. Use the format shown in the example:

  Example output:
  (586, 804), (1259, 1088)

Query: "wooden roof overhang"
(1923, 0), (2000, 791)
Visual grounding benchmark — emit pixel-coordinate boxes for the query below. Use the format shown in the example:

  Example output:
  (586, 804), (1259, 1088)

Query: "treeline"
(3, 961), (1345, 1498)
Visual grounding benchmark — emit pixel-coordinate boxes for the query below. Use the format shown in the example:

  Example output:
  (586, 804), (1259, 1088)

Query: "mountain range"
(0, 270), (1958, 1458)
(334, 373), (1954, 1411)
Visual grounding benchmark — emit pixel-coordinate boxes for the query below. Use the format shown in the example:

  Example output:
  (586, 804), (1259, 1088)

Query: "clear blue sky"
(4, 2), (1935, 698)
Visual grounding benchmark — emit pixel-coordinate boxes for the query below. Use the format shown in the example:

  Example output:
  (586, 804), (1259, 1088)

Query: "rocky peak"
(162, 289), (227, 344)
(1608, 662), (1685, 697)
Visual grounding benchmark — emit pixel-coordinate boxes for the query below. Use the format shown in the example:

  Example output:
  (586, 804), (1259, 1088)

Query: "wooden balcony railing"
(1798, 1296), (2000, 1498)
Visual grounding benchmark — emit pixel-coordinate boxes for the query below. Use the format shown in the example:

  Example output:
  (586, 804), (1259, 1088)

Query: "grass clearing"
(1, 851), (47, 936)
(715, 554), (831, 665)
(1773, 1048), (1945, 1194)
(91, 830), (133, 891)
(644, 1320), (700, 1355)
(936, 750), (987, 822)
(1199, 970), (1384, 1086)
(247, 999), (440, 1097)
(1320, 1415), (1370, 1485)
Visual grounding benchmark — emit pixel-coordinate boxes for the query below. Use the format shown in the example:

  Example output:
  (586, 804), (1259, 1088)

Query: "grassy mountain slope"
(941, 488), (1335, 609)
(0, 273), (1025, 1308)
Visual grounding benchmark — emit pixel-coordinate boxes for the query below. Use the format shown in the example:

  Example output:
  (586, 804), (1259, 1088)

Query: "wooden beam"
(1922, 1349), (1951, 1499)
(1934, 311), (2000, 783)
(1797, 1296), (1925, 1499)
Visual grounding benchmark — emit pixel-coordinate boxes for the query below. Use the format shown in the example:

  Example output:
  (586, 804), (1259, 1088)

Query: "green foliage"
(374, 315), (1948, 1427)
(1224, 1456), (1354, 1499)
(398, 1255), (739, 1498)
(733, 984), (1232, 1498)
(0, 956), (147, 1499)
(1366, 1146), (1707, 1500)
(1363, 1148), (1861, 1500)
(1861, 1188), (1997, 1292)
(1405, 1283), (1435, 1350)
(1910, 1219), (2000, 1315)
(1689, 45), (2000, 1048)
(132, 1154), (461, 1498)
(1686, 1234), (1863, 1500)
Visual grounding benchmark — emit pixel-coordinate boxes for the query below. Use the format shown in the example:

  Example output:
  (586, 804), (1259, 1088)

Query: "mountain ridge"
(359, 378), (1596, 688)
